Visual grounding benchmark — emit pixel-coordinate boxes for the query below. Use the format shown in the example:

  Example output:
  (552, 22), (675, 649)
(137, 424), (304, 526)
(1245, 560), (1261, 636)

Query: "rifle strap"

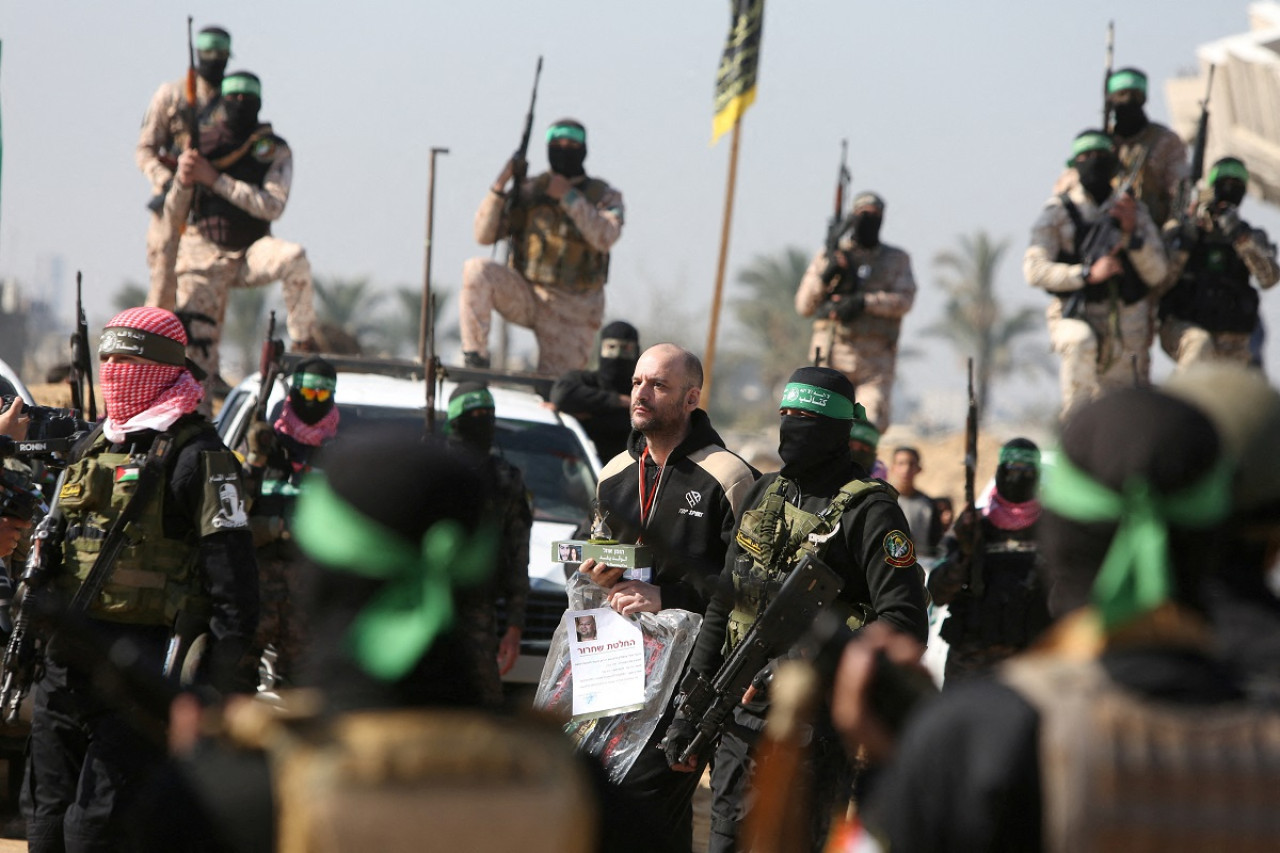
(68, 432), (177, 614)
(210, 127), (274, 172)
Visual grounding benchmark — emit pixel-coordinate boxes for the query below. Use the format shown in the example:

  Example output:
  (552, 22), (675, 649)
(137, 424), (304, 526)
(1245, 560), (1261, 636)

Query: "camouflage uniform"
(795, 242), (916, 432)
(1054, 122), (1188, 230)
(137, 76), (222, 311)
(455, 453), (532, 706)
(460, 173), (624, 375)
(1024, 182), (1169, 419)
(1160, 209), (1280, 368)
(165, 126), (315, 411)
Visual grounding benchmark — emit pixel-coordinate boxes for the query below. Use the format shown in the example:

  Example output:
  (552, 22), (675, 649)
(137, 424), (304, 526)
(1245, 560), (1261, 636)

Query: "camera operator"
(0, 395), (31, 442)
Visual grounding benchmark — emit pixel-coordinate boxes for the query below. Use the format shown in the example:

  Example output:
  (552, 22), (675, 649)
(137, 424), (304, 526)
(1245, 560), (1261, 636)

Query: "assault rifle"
(822, 139), (852, 286)
(671, 553), (844, 765)
(185, 16), (199, 152)
(502, 56), (543, 264)
(68, 272), (97, 423)
(1172, 65), (1215, 240)
(1102, 21), (1115, 134)
(1, 486), (62, 723)
(254, 311), (284, 423)
(964, 358), (984, 597)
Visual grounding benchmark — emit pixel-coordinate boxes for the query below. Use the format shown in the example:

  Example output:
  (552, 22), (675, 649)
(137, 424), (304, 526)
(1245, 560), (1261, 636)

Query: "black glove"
(659, 711), (699, 769)
(818, 293), (866, 323)
(1216, 206), (1250, 241)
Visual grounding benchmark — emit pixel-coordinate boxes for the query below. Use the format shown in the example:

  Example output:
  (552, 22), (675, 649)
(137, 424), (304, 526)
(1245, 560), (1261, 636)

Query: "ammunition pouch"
(511, 176), (611, 293)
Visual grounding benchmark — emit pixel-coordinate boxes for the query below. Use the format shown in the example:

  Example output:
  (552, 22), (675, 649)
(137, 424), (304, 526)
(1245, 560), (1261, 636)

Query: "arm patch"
(200, 450), (250, 535)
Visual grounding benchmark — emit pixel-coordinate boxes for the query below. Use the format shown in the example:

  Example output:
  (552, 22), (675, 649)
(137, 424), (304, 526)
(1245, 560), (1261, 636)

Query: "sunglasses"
(297, 386), (332, 402)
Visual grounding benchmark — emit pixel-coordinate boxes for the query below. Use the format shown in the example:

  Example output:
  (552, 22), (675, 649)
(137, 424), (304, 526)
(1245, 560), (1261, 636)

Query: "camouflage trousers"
(254, 552), (308, 687)
(459, 258), (604, 376)
(144, 198), (187, 312)
(1158, 317), (1252, 369)
(807, 322), (897, 432)
(1047, 297), (1152, 421)
(173, 227), (317, 413)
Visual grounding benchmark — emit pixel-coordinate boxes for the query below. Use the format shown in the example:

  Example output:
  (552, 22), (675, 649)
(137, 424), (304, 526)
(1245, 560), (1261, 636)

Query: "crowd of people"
(0, 22), (1278, 853)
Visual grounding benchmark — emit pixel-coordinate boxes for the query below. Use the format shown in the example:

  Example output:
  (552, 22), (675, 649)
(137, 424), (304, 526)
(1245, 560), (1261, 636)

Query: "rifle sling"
(68, 432), (175, 614)
(209, 128), (273, 172)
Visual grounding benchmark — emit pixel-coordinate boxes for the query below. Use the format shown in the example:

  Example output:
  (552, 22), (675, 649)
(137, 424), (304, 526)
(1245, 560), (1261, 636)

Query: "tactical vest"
(55, 422), (209, 626)
(510, 175), (611, 293)
(227, 699), (598, 853)
(193, 122), (280, 250)
(1116, 124), (1171, 229)
(824, 243), (907, 343)
(1055, 194), (1148, 311)
(1160, 234), (1258, 333)
(1003, 654), (1280, 853)
(939, 523), (1048, 648)
(726, 477), (886, 653)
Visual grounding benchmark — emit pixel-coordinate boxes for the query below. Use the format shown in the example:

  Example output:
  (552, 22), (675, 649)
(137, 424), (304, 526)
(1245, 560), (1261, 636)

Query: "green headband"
(98, 326), (186, 366)
(1208, 158), (1249, 188)
(1041, 452), (1232, 631)
(546, 124), (586, 145)
(292, 372), (337, 392)
(999, 446), (1041, 467)
(1067, 132), (1113, 166)
(293, 473), (496, 681)
(1107, 69), (1147, 95)
(848, 420), (880, 447)
(779, 382), (856, 420)
(195, 31), (231, 53)
(222, 75), (261, 98)
(448, 389), (494, 421)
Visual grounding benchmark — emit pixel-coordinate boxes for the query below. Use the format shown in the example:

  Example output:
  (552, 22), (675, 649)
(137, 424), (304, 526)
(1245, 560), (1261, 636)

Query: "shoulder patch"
(882, 529), (916, 568)
(252, 137), (278, 161)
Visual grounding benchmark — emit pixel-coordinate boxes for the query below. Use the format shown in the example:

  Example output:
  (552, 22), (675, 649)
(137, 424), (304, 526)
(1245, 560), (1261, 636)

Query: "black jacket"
(690, 460), (930, 680)
(595, 409), (756, 614)
(550, 370), (633, 462)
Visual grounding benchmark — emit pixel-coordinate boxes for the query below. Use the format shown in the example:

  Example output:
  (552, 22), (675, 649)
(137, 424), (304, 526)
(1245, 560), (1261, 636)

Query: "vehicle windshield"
(331, 403), (595, 526)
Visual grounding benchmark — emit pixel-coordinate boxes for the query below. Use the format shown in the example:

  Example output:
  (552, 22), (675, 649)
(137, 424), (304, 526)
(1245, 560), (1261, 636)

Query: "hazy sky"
(0, 2), (1271, 420)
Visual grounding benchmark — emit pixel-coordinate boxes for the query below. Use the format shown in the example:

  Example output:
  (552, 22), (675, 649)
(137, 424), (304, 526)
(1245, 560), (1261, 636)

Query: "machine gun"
(254, 311), (284, 424)
(964, 357), (985, 597)
(670, 553), (844, 765)
(502, 56), (544, 264)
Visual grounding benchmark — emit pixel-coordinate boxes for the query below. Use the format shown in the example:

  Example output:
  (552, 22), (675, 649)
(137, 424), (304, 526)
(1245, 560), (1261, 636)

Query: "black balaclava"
(195, 27), (231, 86)
(1209, 157), (1250, 208)
(1040, 388), (1223, 619)
(448, 382), (496, 452)
(1107, 68), (1151, 138)
(597, 320), (640, 394)
(547, 119), (587, 178)
(289, 357), (338, 425)
(1078, 154), (1119, 204)
(297, 428), (494, 710)
(778, 366), (857, 480)
(995, 437), (1040, 504)
(849, 192), (884, 249)
(221, 71), (262, 138)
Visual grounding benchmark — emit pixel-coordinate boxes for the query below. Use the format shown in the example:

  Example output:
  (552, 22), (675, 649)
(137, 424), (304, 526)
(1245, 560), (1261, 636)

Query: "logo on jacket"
(882, 529), (916, 568)
(685, 490), (702, 508)
(212, 482), (249, 529)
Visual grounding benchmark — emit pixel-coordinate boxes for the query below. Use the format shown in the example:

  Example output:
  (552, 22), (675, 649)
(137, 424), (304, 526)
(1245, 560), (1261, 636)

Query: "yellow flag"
(712, 0), (764, 144)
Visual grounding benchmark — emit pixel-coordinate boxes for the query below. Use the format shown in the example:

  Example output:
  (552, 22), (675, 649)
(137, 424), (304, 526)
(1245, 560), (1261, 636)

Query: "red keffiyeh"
(979, 481), (1041, 531)
(99, 307), (204, 442)
(274, 396), (340, 447)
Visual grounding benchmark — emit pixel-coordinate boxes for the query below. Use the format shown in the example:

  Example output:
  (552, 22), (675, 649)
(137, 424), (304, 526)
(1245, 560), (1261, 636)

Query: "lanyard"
(637, 446), (666, 542)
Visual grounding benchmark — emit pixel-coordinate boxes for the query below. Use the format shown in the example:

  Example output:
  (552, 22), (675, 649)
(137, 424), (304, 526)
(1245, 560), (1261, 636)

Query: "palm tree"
(381, 286), (459, 359)
(730, 247), (814, 396)
(112, 281), (150, 312)
(222, 288), (269, 380)
(924, 231), (1044, 417)
(313, 276), (386, 349)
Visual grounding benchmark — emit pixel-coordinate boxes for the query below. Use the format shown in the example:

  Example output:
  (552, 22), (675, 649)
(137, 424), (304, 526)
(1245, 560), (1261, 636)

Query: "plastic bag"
(534, 572), (701, 783)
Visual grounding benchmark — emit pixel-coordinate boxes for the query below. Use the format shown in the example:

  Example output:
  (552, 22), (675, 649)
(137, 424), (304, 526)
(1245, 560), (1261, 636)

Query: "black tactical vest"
(939, 520), (1049, 649)
(1160, 234), (1258, 333)
(193, 122), (279, 250)
(1055, 194), (1148, 310)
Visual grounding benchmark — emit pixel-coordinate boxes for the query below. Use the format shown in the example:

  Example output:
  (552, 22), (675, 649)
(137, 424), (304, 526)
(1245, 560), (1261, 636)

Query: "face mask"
(548, 145), (586, 178)
(1111, 102), (1148, 137)
(995, 464), (1039, 504)
(197, 56), (228, 86)
(223, 96), (261, 137)
(598, 358), (636, 395)
(1214, 181), (1246, 208)
(452, 412), (496, 452)
(778, 415), (850, 479)
(852, 213), (882, 248)
(288, 389), (333, 425)
(1076, 155), (1118, 204)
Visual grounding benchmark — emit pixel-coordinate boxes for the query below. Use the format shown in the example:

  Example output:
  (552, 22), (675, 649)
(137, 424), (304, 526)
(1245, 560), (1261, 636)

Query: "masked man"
(550, 320), (640, 462)
(927, 438), (1051, 684)
(22, 307), (258, 852)
(460, 119), (625, 375)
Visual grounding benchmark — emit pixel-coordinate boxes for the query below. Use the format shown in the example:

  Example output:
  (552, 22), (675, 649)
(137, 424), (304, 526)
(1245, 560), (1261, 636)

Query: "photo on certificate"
(565, 606), (645, 719)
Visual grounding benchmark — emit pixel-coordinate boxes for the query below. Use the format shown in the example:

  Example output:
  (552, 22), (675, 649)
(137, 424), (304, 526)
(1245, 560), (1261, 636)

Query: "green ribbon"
(778, 382), (855, 420)
(1208, 158), (1249, 189)
(1107, 69), (1148, 95)
(848, 408), (880, 447)
(293, 473), (496, 681)
(1067, 131), (1113, 166)
(292, 372), (336, 392)
(222, 74), (261, 98)
(546, 124), (586, 145)
(1041, 452), (1232, 630)
(195, 31), (231, 53)
(447, 388), (494, 422)
(999, 446), (1041, 466)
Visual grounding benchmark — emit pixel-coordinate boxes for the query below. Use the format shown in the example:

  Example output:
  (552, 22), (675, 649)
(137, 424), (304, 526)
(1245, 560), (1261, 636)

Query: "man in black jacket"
(550, 320), (639, 462)
(579, 342), (756, 853)
(662, 366), (928, 853)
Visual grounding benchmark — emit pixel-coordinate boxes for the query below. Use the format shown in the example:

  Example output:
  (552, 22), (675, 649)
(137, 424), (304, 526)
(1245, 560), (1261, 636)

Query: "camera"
(0, 397), (90, 462)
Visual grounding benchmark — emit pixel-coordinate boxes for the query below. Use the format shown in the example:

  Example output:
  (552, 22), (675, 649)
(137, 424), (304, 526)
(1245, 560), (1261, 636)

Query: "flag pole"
(702, 116), (742, 405)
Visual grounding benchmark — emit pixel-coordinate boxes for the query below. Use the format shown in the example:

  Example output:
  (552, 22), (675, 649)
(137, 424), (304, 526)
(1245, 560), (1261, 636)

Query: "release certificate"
(565, 607), (645, 719)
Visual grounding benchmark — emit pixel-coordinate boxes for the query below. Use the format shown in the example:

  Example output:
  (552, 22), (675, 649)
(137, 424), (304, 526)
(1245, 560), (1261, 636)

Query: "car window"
(327, 404), (595, 527)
